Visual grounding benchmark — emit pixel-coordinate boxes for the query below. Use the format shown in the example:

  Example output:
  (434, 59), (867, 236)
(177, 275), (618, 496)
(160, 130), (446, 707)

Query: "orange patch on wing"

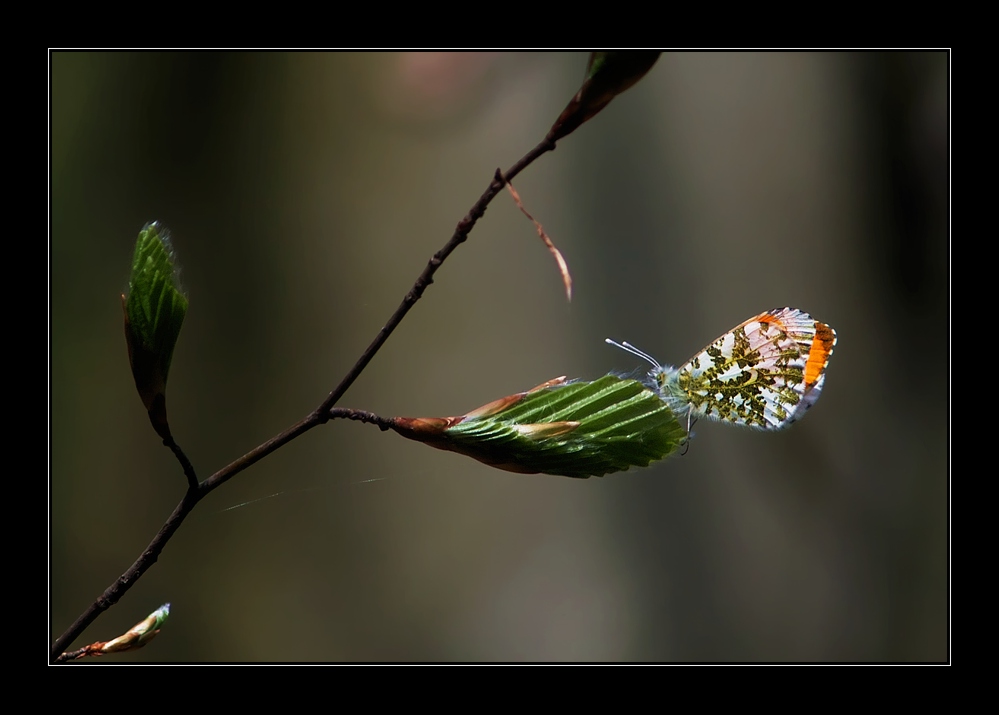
(751, 311), (787, 329)
(804, 322), (836, 386)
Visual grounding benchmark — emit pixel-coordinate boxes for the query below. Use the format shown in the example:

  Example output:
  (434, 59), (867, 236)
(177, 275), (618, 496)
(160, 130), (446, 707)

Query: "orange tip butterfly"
(606, 307), (836, 431)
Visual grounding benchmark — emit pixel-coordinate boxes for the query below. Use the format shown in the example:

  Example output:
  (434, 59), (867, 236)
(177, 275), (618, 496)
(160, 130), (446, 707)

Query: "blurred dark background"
(51, 52), (948, 662)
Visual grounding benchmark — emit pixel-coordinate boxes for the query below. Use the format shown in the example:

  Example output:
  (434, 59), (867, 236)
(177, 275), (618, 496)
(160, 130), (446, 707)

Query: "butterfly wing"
(669, 307), (836, 430)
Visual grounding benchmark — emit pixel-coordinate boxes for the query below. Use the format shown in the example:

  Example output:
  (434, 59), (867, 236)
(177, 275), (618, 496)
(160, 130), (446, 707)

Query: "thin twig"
(51, 488), (199, 661)
(329, 407), (394, 430)
(313, 137), (556, 420)
(54, 647), (89, 663)
(51, 136), (558, 662)
(163, 437), (198, 490)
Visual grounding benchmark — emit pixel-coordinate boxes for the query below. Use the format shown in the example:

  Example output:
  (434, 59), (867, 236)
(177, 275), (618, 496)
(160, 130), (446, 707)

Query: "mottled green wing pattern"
(661, 308), (836, 430)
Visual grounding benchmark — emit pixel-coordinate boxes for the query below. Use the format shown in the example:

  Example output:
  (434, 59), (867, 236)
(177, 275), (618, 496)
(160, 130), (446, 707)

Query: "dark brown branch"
(329, 407), (394, 430)
(54, 646), (89, 663)
(313, 137), (556, 420)
(51, 488), (199, 661)
(51, 136), (559, 662)
(163, 437), (198, 490)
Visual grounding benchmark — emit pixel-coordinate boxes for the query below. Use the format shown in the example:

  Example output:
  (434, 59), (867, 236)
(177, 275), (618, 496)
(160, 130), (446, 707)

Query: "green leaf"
(390, 375), (686, 478)
(100, 603), (171, 654)
(548, 51), (661, 143)
(123, 221), (188, 439)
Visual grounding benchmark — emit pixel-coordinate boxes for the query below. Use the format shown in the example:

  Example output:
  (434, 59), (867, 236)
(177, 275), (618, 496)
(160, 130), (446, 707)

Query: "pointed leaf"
(390, 375), (685, 478)
(61, 603), (171, 660)
(101, 603), (171, 653)
(548, 51), (661, 142)
(123, 221), (188, 439)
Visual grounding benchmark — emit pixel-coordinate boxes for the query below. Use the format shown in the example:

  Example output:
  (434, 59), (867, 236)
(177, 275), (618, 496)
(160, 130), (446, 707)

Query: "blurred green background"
(51, 52), (948, 662)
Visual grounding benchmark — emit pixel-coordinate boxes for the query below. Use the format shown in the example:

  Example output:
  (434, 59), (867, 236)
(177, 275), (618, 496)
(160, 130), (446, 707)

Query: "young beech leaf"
(122, 221), (188, 439)
(548, 51), (661, 143)
(99, 603), (171, 654)
(389, 375), (685, 478)
(65, 603), (171, 660)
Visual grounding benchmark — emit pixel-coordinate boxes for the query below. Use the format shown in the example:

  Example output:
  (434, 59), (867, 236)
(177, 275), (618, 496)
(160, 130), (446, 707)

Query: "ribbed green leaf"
(124, 222), (187, 375)
(123, 222), (187, 438)
(392, 375), (685, 478)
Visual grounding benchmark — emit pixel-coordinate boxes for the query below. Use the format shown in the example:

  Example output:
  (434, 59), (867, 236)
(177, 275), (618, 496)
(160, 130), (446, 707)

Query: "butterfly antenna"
(604, 338), (662, 369)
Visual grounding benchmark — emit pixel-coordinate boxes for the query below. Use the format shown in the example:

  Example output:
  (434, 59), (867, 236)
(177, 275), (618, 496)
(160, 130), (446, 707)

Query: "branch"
(312, 138), (555, 420)
(51, 137), (557, 662)
(163, 437), (198, 490)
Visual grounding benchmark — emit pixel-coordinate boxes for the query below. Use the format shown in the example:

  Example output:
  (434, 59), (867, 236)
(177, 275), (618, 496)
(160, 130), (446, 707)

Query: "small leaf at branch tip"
(124, 222), (188, 438)
(63, 603), (170, 659)
(93, 603), (171, 656)
(547, 51), (661, 143)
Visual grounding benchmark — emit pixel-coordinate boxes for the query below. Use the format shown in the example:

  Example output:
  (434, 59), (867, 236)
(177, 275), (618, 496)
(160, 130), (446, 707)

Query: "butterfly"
(606, 307), (836, 432)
